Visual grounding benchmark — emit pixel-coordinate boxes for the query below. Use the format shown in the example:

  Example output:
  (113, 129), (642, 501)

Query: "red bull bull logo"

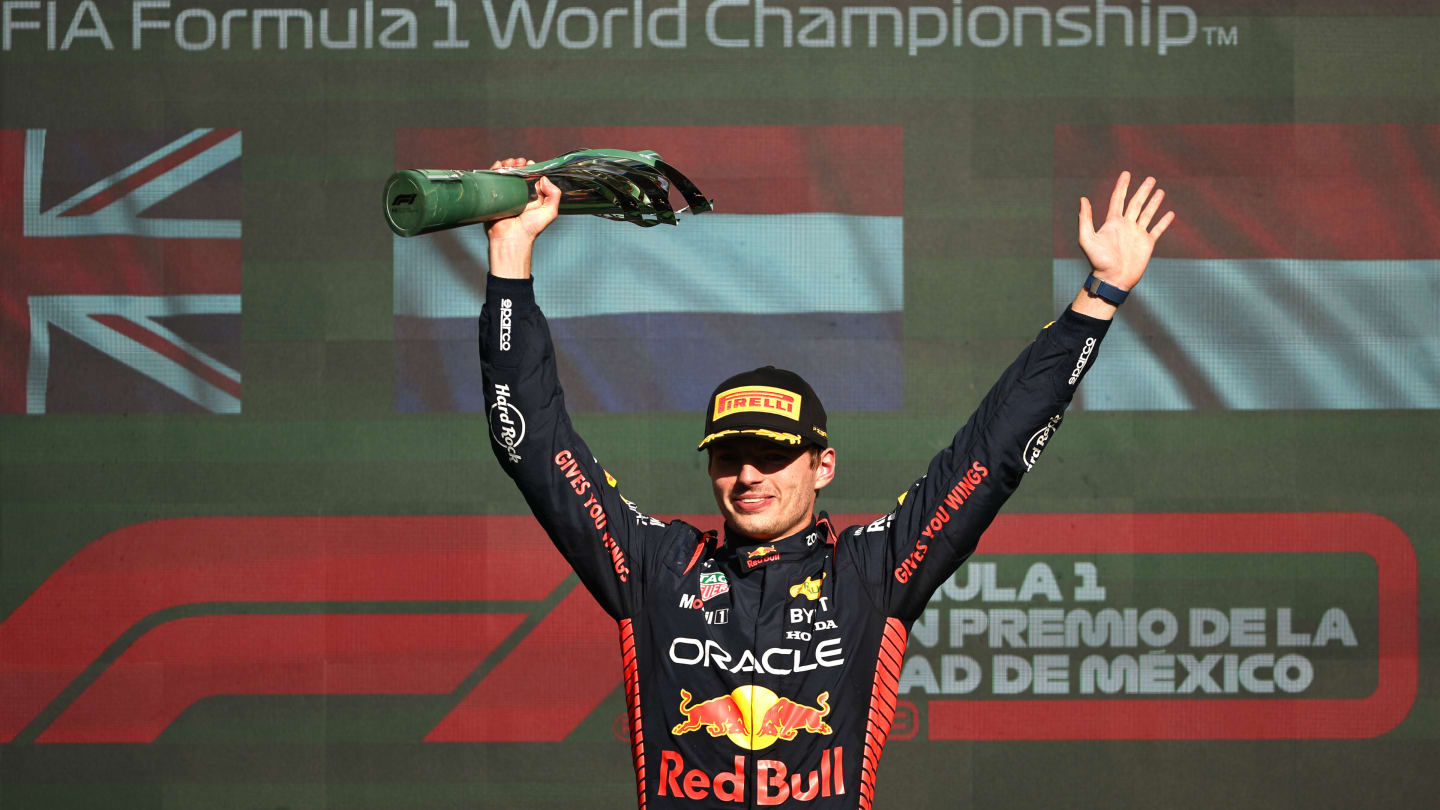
(672, 685), (831, 751)
(758, 692), (832, 740)
(746, 545), (781, 569)
(672, 689), (749, 738)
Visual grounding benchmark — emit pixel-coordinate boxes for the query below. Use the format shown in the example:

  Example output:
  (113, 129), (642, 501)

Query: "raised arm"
(478, 158), (660, 619)
(856, 172), (1174, 622)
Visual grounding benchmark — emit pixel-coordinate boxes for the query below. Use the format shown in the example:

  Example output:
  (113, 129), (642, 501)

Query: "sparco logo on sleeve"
(489, 383), (525, 463)
(498, 298), (513, 351)
(1068, 337), (1096, 385)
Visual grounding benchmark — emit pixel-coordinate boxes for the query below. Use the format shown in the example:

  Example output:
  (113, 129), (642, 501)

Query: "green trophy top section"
(384, 148), (714, 237)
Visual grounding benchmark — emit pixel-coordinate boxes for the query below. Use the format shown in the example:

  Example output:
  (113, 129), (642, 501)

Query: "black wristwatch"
(1083, 274), (1129, 306)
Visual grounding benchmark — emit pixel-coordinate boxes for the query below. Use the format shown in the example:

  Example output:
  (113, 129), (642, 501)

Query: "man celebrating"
(479, 157), (1172, 808)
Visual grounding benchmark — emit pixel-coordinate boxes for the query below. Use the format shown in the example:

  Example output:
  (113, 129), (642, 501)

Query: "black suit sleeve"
(479, 275), (664, 620)
(846, 308), (1111, 624)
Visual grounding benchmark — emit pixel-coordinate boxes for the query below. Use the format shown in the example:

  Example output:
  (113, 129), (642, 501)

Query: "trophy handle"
(383, 169), (534, 237)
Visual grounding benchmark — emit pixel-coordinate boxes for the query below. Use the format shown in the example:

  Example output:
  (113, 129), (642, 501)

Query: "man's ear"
(813, 447), (837, 491)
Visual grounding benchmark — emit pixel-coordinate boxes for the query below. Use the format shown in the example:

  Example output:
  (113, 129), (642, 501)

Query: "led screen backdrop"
(2, 2), (1437, 808)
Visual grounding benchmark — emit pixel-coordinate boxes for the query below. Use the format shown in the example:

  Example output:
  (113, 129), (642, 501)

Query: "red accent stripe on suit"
(859, 617), (906, 810)
(620, 618), (646, 809)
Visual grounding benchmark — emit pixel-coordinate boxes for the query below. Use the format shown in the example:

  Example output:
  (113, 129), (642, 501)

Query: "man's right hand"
(485, 157), (562, 280)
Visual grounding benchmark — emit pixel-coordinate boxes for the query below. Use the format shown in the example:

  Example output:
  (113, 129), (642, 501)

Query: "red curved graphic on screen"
(0, 516), (592, 741)
(425, 584), (623, 742)
(38, 613), (524, 743)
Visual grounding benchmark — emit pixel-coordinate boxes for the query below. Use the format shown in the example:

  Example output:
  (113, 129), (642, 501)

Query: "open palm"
(1078, 171), (1174, 290)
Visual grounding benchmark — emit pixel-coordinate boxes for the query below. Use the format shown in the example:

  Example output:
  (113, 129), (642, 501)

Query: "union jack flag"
(0, 128), (242, 414)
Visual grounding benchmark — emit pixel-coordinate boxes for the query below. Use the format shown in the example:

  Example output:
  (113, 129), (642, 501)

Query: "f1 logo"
(0, 517), (618, 743)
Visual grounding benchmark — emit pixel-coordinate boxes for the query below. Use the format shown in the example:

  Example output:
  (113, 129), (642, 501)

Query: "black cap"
(697, 366), (828, 451)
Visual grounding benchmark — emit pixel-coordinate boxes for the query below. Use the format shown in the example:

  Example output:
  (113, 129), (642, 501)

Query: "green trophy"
(383, 148), (714, 237)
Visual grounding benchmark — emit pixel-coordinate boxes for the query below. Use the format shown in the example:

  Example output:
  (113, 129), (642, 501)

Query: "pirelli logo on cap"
(713, 385), (801, 421)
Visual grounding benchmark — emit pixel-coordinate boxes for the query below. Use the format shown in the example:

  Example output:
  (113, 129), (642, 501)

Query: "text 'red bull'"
(746, 544), (781, 569)
(658, 747), (845, 804)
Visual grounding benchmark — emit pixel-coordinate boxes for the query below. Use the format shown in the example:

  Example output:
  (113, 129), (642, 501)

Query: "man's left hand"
(1078, 171), (1175, 291)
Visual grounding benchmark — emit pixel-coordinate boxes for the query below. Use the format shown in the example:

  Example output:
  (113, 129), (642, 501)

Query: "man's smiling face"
(707, 437), (836, 541)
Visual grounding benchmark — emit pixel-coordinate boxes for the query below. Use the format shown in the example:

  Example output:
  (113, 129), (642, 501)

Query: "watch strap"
(1083, 274), (1129, 306)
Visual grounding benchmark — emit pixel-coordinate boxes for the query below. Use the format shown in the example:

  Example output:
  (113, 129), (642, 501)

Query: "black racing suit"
(480, 275), (1109, 809)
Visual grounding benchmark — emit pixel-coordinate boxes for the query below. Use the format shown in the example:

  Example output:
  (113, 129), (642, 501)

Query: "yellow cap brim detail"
(697, 428), (804, 450)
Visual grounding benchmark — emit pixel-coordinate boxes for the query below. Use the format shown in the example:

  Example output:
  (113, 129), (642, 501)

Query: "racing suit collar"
(725, 512), (836, 572)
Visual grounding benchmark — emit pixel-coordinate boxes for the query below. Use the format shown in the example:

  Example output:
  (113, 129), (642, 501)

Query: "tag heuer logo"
(699, 571), (729, 600)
